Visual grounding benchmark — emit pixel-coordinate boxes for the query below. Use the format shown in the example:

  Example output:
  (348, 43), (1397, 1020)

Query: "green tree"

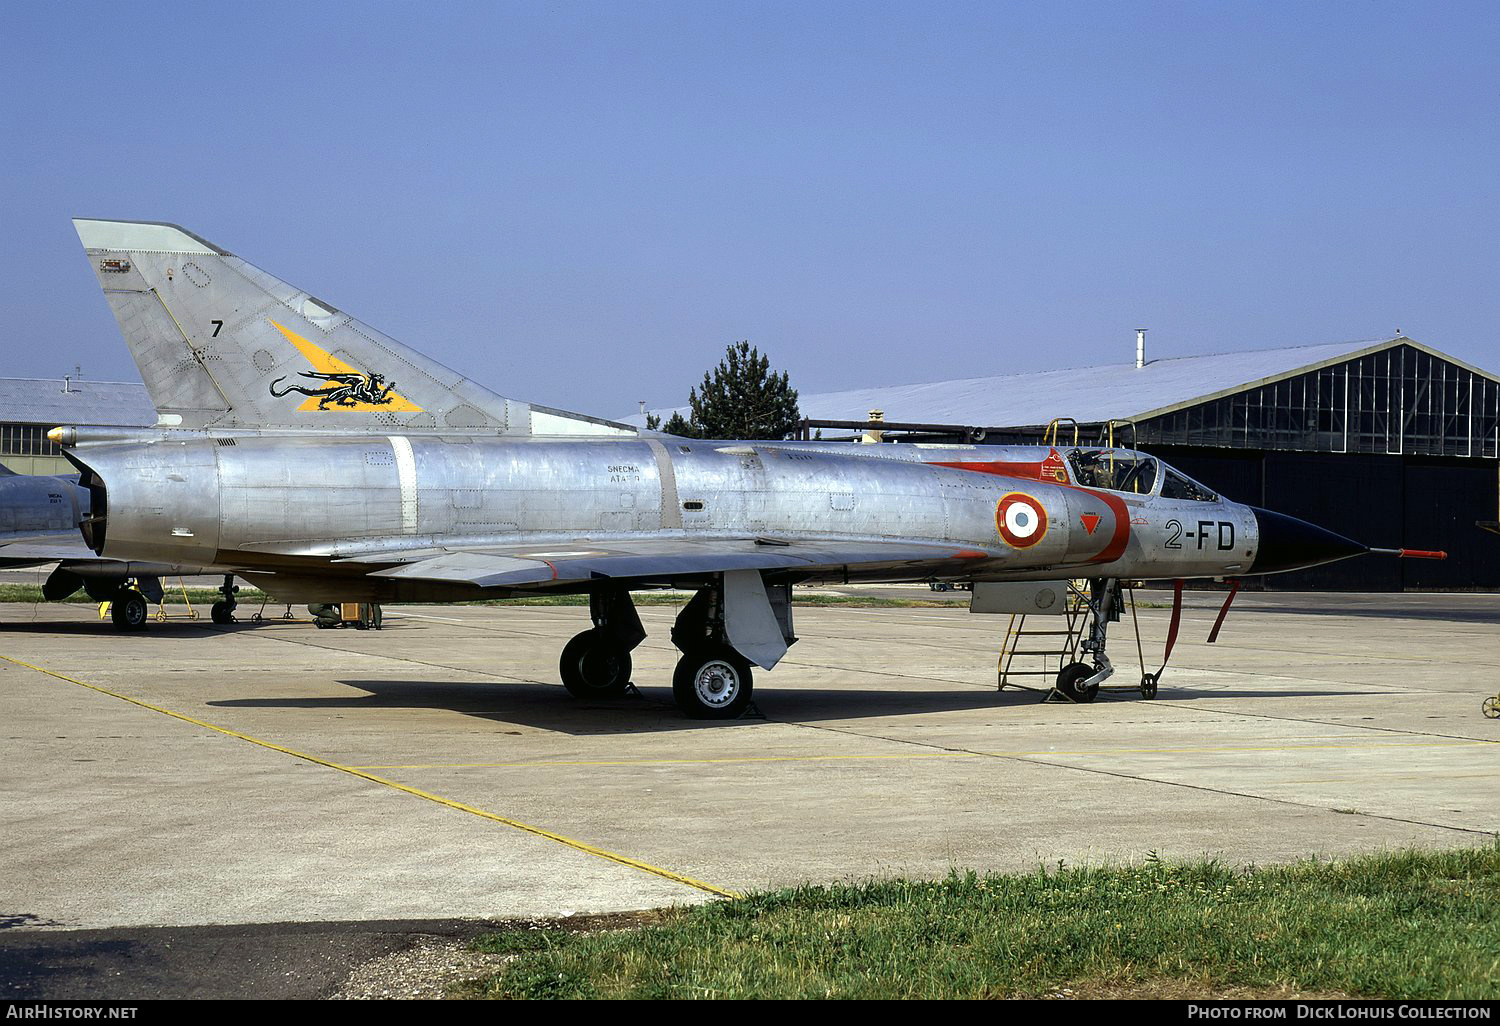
(661, 411), (699, 437)
(671, 340), (801, 440)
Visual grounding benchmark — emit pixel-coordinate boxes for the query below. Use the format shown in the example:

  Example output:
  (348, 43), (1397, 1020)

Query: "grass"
(0, 583), (253, 605)
(460, 846), (1500, 999)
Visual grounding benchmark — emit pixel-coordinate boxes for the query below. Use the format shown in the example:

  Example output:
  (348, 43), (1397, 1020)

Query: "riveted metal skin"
(65, 432), (1307, 604)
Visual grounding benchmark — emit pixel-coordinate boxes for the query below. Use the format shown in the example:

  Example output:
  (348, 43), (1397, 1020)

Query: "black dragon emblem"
(269, 370), (398, 409)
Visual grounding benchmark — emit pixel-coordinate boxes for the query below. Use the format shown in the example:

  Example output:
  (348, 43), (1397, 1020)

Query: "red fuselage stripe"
(931, 460), (1058, 482)
(929, 460), (1131, 563)
(1078, 488), (1131, 563)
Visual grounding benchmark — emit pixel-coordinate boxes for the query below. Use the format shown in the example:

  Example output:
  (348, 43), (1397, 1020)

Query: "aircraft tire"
(211, 601), (235, 625)
(559, 628), (632, 699)
(672, 644), (753, 719)
(111, 590), (149, 632)
(1056, 661), (1099, 703)
(1140, 673), (1158, 699)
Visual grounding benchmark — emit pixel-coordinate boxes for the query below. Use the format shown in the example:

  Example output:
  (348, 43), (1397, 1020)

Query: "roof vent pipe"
(1135, 328), (1148, 369)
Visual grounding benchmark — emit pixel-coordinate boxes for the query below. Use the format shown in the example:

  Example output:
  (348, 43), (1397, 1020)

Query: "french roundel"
(996, 492), (1048, 548)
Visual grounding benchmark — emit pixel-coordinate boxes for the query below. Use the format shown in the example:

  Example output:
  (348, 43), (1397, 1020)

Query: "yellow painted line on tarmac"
(1273, 770), (1500, 786)
(0, 652), (739, 900)
(354, 738), (1492, 771)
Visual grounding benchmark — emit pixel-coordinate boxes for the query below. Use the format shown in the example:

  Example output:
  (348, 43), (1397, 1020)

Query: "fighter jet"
(0, 462), (238, 628)
(53, 219), (1433, 717)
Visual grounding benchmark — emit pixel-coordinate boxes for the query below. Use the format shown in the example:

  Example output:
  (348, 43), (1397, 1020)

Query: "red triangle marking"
(1080, 512), (1102, 535)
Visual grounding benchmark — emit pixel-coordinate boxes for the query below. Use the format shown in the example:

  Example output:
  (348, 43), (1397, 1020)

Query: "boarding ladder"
(996, 580), (1156, 700)
(996, 581), (1091, 693)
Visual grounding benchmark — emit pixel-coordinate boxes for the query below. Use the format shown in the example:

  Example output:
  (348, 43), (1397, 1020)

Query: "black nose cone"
(1251, 507), (1368, 575)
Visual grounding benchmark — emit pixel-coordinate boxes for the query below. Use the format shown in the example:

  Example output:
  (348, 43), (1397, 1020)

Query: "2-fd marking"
(1165, 518), (1235, 550)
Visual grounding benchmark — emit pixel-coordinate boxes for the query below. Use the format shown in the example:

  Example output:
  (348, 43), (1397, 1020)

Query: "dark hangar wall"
(1151, 445), (1500, 591)
(1132, 343), (1500, 590)
(815, 342), (1500, 590)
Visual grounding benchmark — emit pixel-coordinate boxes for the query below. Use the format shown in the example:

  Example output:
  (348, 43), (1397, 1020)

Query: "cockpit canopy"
(1067, 448), (1219, 502)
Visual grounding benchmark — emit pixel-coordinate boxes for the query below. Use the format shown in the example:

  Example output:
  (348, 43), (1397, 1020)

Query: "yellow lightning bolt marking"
(268, 320), (424, 412)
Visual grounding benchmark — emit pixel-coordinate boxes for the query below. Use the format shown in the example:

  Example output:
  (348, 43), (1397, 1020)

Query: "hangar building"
(790, 336), (1500, 591)
(0, 377), (154, 476)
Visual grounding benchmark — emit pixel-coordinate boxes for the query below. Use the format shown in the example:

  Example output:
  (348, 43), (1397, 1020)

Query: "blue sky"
(3, 1), (1496, 420)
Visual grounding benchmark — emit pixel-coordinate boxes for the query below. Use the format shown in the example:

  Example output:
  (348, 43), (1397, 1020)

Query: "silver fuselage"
(66, 431), (1258, 601)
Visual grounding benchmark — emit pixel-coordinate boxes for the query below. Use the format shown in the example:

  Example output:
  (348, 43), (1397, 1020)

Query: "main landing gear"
(672, 645), (754, 720)
(558, 588), (645, 700)
(670, 587), (756, 719)
(559, 627), (634, 698)
(558, 574), (793, 720)
(105, 575), (164, 632)
(211, 575), (239, 624)
(109, 586), (150, 631)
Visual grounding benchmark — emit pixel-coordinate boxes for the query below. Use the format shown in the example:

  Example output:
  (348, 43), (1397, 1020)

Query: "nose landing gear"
(998, 578), (1177, 704)
(1046, 579), (1120, 703)
(1055, 660), (1101, 703)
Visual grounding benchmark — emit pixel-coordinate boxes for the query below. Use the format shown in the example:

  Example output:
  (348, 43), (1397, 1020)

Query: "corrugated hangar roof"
(797, 337), (1408, 427)
(0, 378), (155, 427)
(635, 335), (1495, 429)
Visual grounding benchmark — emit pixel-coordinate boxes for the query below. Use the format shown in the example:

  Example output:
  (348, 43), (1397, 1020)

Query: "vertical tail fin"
(72, 219), (634, 436)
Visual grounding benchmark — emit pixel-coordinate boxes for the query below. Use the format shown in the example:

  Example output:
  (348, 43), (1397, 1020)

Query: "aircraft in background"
(51, 219), (1438, 716)
(0, 462), (239, 628)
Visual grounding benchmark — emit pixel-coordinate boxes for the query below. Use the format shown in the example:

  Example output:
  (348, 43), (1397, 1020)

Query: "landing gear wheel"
(1484, 695), (1499, 719)
(1056, 661), (1099, 703)
(110, 590), (149, 631)
(559, 629), (632, 699)
(673, 644), (753, 719)
(211, 601), (235, 625)
(1140, 673), (1159, 699)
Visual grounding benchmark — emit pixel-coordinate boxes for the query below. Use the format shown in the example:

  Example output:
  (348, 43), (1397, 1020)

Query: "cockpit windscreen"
(1066, 449), (1158, 495)
(1161, 469), (1218, 502)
